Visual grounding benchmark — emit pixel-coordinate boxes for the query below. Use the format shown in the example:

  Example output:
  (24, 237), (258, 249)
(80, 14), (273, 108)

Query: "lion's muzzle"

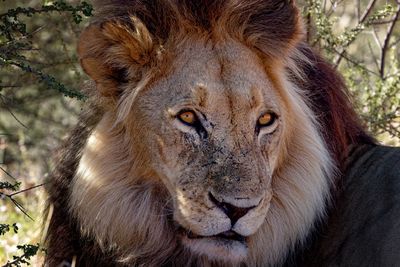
(208, 192), (258, 225)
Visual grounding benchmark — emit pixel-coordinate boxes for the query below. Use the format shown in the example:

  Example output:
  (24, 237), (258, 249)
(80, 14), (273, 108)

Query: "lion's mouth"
(186, 229), (246, 243)
(179, 227), (249, 261)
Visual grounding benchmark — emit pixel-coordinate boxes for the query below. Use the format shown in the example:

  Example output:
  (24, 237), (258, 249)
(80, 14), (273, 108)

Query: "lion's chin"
(180, 231), (248, 262)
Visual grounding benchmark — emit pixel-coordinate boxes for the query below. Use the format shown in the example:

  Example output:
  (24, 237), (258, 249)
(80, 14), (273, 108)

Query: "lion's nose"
(208, 192), (256, 225)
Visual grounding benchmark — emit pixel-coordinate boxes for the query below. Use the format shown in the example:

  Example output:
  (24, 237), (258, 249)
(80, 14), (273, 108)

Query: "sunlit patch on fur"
(69, 116), (177, 264)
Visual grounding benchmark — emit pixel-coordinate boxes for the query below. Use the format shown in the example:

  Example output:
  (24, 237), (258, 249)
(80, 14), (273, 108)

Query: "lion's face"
(73, 9), (333, 265)
(129, 39), (284, 261)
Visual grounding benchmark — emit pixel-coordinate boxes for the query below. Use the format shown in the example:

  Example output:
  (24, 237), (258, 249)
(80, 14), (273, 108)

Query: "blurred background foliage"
(1, 0), (91, 265)
(301, 0), (400, 145)
(0, 0), (399, 265)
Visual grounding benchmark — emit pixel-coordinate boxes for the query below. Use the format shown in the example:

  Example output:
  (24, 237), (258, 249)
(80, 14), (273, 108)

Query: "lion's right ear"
(78, 19), (154, 97)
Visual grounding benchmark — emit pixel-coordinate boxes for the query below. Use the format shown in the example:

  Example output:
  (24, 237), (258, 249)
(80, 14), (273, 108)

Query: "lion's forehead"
(148, 38), (282, 126)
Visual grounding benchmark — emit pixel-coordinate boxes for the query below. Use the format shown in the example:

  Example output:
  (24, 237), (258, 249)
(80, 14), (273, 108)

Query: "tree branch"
(9, 183), (46, 197)
(380, 4), (400, 78)
(0, 166), (17, 180)
(0, 182), (46, 221)
(335, 0), (378, 67)
(360, 0), (378, 23)
(0, 94), (29, 129)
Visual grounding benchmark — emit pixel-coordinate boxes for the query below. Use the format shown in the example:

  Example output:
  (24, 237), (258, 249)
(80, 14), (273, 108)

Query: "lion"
(44, 1), (400, 267)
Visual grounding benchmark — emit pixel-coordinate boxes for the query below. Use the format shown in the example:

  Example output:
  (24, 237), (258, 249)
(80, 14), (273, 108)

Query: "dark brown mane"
(92, 0), (303, 58)
(294, 46), (374, 169)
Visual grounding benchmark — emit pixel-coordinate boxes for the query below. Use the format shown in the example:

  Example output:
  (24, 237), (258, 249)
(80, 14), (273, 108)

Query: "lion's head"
(65, 1), (369, 266)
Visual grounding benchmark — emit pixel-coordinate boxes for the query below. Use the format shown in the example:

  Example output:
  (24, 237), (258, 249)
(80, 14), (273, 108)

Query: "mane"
(45, 1), (374, 266)
(91, 0), (302, 57)
(293, 46), (374, 168)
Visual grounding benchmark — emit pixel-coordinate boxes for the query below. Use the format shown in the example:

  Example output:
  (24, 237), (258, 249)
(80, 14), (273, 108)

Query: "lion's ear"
(78, 18), (154, 97)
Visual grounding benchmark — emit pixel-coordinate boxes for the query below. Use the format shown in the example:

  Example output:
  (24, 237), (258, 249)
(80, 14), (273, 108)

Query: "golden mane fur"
(45, 1), (372, 266)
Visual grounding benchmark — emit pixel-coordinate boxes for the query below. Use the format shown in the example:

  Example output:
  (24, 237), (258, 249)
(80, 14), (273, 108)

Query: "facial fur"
(64, 1), (337, 266)
(70, 42), (332, 267)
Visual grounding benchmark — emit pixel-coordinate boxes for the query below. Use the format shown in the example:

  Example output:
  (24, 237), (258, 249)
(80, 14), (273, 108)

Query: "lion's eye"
(257, 112), (276, 127)
(178, 111), (197, 126)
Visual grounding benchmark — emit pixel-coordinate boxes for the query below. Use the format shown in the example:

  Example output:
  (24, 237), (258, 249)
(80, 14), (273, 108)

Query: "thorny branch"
(0, 181), (46, 221)
(0, 167), (45, 221)
(380, 3), (400, 78)
(305, 0), (400, 140)
(8, 183), (46, 197)
(3, 244), (42, 267)
(360, 0), (378, 23)
(0, 94), (28, 129)
(0, 166), (17, 180)
(335, 0), (379, 66)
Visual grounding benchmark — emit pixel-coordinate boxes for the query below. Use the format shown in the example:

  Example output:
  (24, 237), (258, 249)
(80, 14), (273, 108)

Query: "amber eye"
(257, 112), (276, 127)
(178, 111), (197, 125)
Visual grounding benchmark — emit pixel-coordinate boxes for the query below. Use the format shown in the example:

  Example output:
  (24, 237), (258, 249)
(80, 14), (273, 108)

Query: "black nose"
(208, 192), (255, 225)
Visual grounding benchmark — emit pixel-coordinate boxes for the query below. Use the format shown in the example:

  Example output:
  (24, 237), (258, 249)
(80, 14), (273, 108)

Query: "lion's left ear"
(78, 18), (154, 97)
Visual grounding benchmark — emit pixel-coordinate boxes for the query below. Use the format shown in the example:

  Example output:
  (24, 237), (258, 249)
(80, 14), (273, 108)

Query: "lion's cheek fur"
(68, 117), (179, 263)
(244, 73), (335, 266)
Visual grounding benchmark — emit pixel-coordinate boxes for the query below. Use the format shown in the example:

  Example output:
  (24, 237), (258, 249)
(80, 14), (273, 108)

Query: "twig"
(356, 0), (361, 21)
(360, 0), (378, 23)
(9, 197), (34, 221)
(330, 47), (381, 77)
(335, 0), (378, 67)
(369, 17), (400, 25)
(380, 4), (400, 78)
(367, 40), (381, 72)
(0, 166), (17, 180)
(0, 182), (46, 221)
(0, 3), (91, 19)
(9, 183), (46, 197)
(372, 28), (383, 49)
(327, 0), (346, 17)
(0, 94), (29, 129)
(1, 26), (46, 47)
(322, 0), (327, 13)
(3, 244), (41, 267)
